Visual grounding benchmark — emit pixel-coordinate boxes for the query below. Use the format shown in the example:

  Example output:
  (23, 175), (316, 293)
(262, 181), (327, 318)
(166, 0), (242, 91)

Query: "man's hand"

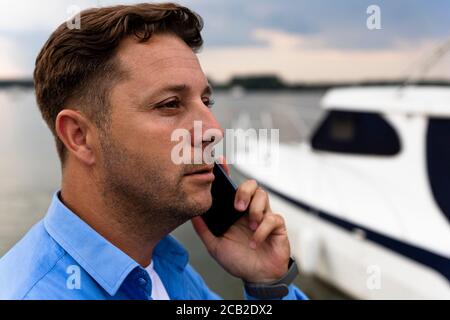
(191, 159), (291, 283)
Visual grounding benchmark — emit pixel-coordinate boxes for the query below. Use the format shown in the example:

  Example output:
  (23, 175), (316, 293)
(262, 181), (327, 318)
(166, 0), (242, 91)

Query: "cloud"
(0, 36), (26, 78)
(0, 0), (449, 81)
(251, 29), (304, 49)
(0, 0), (127, 77)
(185, 0), (450, 50)
(0, 0), (96, 32)
(199, 29), (450, 82)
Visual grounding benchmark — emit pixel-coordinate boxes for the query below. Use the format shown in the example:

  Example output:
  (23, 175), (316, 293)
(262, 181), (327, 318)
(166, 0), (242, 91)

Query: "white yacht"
(232, 86), (450, 299)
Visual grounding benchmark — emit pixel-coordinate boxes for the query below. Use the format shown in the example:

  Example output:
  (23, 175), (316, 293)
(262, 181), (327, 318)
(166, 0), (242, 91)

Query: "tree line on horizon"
(1, 75), (449, 90)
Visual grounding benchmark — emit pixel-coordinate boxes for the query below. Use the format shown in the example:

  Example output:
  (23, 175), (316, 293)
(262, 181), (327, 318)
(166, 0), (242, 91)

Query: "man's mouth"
(184, 165), (215, 182)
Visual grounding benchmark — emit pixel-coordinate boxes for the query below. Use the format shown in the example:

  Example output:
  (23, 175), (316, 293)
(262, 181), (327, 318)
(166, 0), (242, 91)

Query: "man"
(0, 3), (307, 300)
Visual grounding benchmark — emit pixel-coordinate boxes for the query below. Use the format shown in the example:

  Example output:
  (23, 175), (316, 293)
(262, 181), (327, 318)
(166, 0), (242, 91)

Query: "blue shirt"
(0, 191), (307, 300)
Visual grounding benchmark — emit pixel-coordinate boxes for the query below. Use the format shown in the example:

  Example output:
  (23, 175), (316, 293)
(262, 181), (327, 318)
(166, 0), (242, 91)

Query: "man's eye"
(158, 100), (180, 109)
(203, 98), (215, 108)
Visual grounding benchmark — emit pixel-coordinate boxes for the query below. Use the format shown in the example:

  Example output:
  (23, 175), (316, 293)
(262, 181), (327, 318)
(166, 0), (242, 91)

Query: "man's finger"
(234, 179), (258, 212)
(248, 187), (269, 230)
(251, 213), (286, 248)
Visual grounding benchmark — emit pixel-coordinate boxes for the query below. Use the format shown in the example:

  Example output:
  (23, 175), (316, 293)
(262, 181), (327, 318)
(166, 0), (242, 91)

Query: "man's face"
(97, 33), (222, 226)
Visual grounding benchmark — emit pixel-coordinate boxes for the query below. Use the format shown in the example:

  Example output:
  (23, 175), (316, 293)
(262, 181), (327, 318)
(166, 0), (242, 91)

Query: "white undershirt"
(145, 260), (170, 300)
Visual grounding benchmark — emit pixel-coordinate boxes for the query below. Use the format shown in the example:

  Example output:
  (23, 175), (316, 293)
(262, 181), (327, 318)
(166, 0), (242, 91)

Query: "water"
(0, 88), (348, 299)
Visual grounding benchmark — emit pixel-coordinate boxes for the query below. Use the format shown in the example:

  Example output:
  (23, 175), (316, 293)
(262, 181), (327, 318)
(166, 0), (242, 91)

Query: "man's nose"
(189, 102), (224, 147)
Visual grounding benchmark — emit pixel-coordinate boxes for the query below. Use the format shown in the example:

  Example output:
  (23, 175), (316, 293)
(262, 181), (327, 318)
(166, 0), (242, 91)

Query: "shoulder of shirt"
(182, 264), (222, 300)
(0, 219), (69, 299)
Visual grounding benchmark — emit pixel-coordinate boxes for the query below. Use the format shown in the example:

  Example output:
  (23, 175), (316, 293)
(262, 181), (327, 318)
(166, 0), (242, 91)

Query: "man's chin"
(185, 190), (213, 215)
(176, 178), (212, 213)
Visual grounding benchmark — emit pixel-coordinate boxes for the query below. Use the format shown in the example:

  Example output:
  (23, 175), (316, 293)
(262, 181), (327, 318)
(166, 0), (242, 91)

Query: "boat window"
(311, 110), (401, 156)
(426, 118), (450, 223)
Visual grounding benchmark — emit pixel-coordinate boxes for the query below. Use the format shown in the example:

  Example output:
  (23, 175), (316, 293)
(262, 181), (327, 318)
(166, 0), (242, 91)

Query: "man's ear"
(55, 109), (97, 166)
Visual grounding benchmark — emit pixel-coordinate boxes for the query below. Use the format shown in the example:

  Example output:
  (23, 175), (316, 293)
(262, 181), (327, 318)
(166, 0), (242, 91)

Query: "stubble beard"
(97, 133), (209, 238)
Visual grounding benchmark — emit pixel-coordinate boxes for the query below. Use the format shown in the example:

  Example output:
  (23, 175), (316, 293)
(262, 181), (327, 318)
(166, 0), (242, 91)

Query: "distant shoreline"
(1, 77), (449, 91)
(0, 79), (34, 89)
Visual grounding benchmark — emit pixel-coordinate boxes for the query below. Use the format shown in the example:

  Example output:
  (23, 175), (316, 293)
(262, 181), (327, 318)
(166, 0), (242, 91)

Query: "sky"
(0, 0), (449, 82)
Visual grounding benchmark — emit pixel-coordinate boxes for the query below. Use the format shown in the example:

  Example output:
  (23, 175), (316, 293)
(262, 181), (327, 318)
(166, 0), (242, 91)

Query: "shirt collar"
(43, 190), (189, 296)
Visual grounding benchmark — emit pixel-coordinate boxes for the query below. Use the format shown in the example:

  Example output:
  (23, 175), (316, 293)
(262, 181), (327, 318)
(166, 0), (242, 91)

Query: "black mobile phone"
(201, 162), (247, 237)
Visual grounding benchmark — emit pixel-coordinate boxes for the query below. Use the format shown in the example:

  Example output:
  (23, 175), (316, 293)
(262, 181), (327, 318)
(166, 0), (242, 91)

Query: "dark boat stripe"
(234, 168), (450, 282)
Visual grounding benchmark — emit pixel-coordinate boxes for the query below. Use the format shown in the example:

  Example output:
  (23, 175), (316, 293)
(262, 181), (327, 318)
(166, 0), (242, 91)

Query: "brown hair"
(34, 2), (204, 164)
